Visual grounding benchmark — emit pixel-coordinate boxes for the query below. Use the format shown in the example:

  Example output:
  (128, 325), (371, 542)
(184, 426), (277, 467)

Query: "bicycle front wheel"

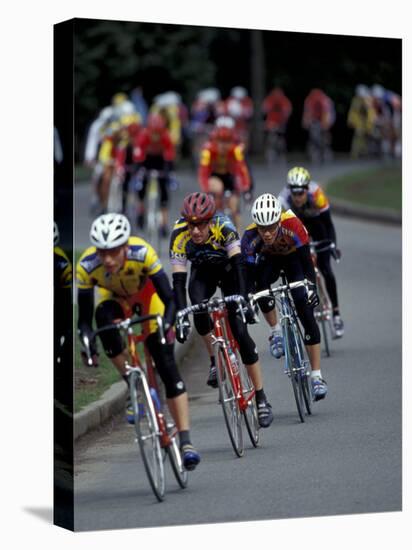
(107, 175), (123, 213)
(292, 324), (312, 416)
(166, 431), (188, 489)
(215, 347), (244, 457)
(238, 358), (259, 448)
(320, 317), (331, 357)
(283, 320), (305, 422)
(129, 371), (165, 501)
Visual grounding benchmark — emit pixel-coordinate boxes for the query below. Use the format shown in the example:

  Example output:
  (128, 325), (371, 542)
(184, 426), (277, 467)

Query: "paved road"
(73, 159), (401, 531)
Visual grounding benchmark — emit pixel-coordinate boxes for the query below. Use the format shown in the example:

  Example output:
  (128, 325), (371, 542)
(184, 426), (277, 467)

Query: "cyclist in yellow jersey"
(76, 213), (200, 470)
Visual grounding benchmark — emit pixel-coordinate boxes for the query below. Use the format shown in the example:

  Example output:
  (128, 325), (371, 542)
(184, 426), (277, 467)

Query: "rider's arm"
(150, 269), (176, 328)
(172, 267), (188, 312)
(233, 145), (251, 192)
(318, 209), (337, 245)
(228, 246), (247, 298)
(297, 244), (316, 284)
(198, 147), (212, 192)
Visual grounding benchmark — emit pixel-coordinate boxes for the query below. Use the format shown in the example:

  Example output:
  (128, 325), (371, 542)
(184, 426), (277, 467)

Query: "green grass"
(74, 301), (121, 413)
(327, 164), (402, 212)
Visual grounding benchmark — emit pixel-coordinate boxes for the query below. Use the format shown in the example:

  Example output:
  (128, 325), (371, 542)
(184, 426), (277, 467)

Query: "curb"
(330, 197), (401, 226)
(74, 335), (195, 441)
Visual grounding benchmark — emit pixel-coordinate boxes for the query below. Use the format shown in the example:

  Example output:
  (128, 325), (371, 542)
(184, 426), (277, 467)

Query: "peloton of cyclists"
(76, 212), (201, 470)
(169, 192), (274, 428)
(278, 166), (344, 338)
(241, 193), (328, 402)
(197, 118), (252, 230)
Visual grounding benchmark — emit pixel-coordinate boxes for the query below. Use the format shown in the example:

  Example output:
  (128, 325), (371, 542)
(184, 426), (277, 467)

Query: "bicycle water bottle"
(228, 348), (239, 375)
(150, 387), (161, 412)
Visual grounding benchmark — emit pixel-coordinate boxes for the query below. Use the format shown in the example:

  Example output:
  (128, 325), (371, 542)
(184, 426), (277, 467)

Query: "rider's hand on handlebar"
(333, 247), (342, 261)
(243, 303), (257, 324)
(176, 317), (191, 344)
(306, 287), (320, 309)
(79, 328), (99, 367)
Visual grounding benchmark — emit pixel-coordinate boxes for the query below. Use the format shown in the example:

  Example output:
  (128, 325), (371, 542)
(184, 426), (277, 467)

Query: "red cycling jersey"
(262, 89), (292, 130)
(133, 127), (175, 163)
(198, 140), (251, 193)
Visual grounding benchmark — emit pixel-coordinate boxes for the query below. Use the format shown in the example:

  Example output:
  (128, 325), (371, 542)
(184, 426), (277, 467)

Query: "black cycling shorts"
(211, 172), (235, 194)
(138, 155), (169, 207)
(188, 264), (259, 365)
(255, 253), (320, 345)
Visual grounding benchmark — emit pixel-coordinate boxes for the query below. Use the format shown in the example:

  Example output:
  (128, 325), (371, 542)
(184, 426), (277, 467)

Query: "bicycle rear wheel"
(238, 357), (259, 447)
(283, 320), (305, 422)
(108, 174), (123, 213)
(320, 317), (331, 357)
(166, 431), (188, 489)
(292, 324), (312, 416)
(129, 371), (165, 501)
(215, 346), (244, 457)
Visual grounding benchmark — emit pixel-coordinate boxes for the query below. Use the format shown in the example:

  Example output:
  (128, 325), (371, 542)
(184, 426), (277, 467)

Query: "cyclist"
(170, 192), (274, 428)
(223, 86), (254, 149)
(302, 88), (335, 159)
(133, 112), (176, 237)
(198, 120), (252, 230)
(347, 85), (376, 159)
(241, 193), (328, 401)
(262, 87), (292, 135)
(76, 213), (200, 470)
(279, 166), (344, 338)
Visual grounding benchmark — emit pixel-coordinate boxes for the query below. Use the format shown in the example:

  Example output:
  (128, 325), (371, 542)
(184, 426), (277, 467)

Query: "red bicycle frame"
(210, 306), (255, 413)
(126, 325), (174, 449)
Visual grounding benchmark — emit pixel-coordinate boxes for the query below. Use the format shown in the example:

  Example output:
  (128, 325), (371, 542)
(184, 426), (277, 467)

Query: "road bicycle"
(176, 294), (259, 457)
(82, 313), (188, 502)
(307, 121), (333, 164)
(309, 239), (340, 357)
(264, 126), (287, 166)
(134, 168), (179, 254)
(249, 273), (313, 423)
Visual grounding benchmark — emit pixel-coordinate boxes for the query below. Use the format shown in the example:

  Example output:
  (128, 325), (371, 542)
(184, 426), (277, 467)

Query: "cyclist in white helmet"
(241, 194), (328, 402)
(76, 213), (201, 470)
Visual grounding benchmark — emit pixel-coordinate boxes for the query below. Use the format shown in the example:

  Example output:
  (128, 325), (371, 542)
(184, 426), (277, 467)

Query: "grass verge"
(326, 163), (401, 212)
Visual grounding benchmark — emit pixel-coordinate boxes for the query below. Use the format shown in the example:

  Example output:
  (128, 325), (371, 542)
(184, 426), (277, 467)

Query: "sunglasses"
(290, 188), (307, 196)
(256, 222), (280, 233)
(187, 220), (210, 230)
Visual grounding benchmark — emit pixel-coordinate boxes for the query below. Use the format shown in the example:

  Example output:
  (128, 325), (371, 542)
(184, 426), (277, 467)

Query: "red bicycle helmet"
(181, 192), (216, 222)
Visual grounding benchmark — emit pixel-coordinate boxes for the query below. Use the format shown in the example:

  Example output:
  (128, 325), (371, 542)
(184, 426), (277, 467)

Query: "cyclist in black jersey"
(170, 192), (273, 428)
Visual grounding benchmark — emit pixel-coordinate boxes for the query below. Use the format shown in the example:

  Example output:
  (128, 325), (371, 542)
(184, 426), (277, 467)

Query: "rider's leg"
(158, 175), (169, 230)
(100, 165), (113, 212)
(188, 268), (218, 385)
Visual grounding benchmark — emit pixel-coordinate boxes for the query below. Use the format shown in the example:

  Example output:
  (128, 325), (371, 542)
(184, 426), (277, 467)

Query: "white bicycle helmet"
(251, 194), (282, 226)
(230, 86), (247, 99)
(287, 166), (311, 189)
(90, 213), (131, 249)
(53, 221), (59, 246)
(215, 115), (235, 129)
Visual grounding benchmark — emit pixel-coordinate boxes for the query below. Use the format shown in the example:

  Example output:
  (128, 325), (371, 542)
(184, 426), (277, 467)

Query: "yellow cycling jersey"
(54, 246), (72, 289)
(169, 213), (240, 268)
(76, 236), (162, 297)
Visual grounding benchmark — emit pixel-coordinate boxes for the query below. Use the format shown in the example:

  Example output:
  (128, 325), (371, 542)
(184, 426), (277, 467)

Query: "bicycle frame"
(126, 325), (175, 449)
(177, 295), (255, 411)
(209, 305), (255, 413)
